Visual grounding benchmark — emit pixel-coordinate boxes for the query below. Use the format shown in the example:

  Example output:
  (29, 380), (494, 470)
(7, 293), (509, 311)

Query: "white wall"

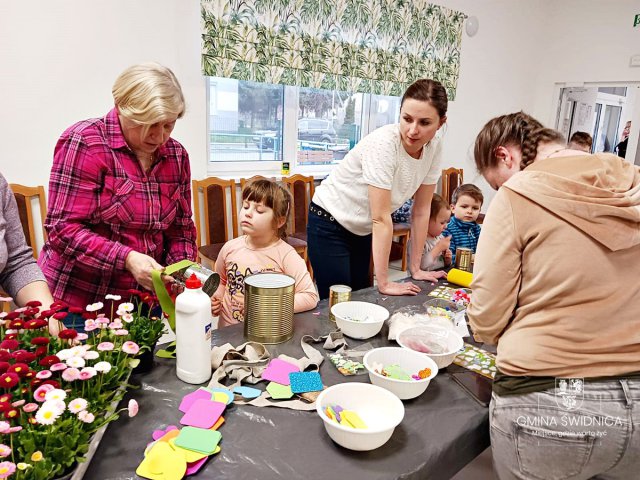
(0, 0), (207, 186)
(1, 0), (639, 207)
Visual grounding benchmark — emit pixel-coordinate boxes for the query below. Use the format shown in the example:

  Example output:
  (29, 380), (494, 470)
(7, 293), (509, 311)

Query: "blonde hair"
(474, 111), (565, 173)
(112, 63), (185, 134)
(242, 179), (291, 239)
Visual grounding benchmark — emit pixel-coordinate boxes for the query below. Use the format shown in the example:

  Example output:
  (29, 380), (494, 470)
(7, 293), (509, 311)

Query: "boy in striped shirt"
(444, 184), (484, 263)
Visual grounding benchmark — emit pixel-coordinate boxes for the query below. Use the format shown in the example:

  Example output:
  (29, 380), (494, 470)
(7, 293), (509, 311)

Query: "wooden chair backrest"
(441, 167), (464, 205)
(9, 184), (47, 258)
(191, 177), (238, 248)
(282, 174), (315, 235)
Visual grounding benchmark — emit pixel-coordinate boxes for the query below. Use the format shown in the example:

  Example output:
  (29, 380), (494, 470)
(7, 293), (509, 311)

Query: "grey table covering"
(85, 280), (490, 480)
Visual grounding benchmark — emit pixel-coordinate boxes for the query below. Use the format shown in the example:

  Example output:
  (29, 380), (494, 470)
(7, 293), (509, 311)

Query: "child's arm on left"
(283, 251), (319, 312)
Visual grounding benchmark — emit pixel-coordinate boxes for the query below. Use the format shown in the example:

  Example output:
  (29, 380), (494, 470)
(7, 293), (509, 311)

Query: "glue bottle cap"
(185, 273), (202, 289)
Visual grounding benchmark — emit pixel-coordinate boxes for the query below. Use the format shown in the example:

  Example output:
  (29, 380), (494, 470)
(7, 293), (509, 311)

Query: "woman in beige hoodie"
(468, 111), (640, 480)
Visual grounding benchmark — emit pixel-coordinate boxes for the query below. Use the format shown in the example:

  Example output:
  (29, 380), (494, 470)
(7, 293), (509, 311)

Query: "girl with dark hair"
(307, 79), (448, 299)
(468, 111), (640, 479)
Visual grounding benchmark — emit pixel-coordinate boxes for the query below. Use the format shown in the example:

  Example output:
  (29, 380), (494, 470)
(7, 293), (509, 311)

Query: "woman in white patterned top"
(307, 79), (448, 299)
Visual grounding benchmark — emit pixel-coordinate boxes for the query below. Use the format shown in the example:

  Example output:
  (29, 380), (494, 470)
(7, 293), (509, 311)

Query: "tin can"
(455, 247), (473, 272)
(329, 285), (352, 322)
(244, 273), (295, 344)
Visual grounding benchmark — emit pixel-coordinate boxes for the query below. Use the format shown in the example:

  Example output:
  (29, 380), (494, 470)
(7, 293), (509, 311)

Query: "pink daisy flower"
(78, 410), (95, 423)
(68, 398), (88, 414)
(61, 367), (80, 382)
(10, 400), (24, 408)
(22, 403), (38, 413)
(6, 426), (21, 434)
(78, 367), (97, 380)
(33, 384), (55, 402)
(83, 351), (99, 360)
(128, 399), (139, 417)
(0, 422), (9, 434)
(97, 342), (114, 352)
(36, 370), (52, 379)
(0, 461), (16, 478)
(50, 363), (67, 372)
(114, 329), (129, 336)
(121, 341), (140, 355)
(0, 444), (10, 458)
(76, 333), (89, 341)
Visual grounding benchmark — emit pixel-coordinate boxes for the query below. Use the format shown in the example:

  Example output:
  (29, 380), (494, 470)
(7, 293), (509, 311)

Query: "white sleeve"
(422, 138), (443, 185)
(361, 134), (398, 191)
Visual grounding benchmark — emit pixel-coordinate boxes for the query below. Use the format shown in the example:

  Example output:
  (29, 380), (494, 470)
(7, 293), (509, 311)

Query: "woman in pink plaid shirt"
(39, 63), (197, 311)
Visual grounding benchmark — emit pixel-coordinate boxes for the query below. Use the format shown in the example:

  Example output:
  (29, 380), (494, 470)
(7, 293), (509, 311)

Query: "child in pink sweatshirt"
(212, 179), (318, 327)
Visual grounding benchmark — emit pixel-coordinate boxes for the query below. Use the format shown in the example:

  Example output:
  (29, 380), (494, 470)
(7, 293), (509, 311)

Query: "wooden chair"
(9, 184), (47, 259)
(391, 223), (410, 272)
(239, 175), (308, 264)
(282, 174), (315, 275)
(441, 167), (464, 205)
(282, 174), (315, 242)
(192, 177), (238, 270)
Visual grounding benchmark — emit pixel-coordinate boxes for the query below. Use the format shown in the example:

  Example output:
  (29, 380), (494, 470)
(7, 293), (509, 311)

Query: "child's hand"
(443, 248), (452, 266)
(435, 235), (451, 254)
(211, 297), (222, 316)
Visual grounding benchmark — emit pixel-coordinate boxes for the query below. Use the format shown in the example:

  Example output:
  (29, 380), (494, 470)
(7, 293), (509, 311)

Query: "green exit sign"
(635, 14), (640, 27)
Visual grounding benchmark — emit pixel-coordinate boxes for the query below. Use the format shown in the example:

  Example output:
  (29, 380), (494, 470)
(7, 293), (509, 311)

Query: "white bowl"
(316, 383), (405, 451)
(396, 325), (464, 369)
(331, 301), (389, 339)
(363, 347), (438, 400)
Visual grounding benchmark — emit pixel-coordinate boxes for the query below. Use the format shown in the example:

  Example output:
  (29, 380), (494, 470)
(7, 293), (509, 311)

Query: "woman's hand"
(411, 269), (447, 282)
(125, 251), (165, 291)
(378, 281), (421, 296)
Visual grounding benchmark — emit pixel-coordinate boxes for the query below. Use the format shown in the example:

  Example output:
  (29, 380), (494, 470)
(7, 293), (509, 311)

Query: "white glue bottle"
(175, 273), (212, 384)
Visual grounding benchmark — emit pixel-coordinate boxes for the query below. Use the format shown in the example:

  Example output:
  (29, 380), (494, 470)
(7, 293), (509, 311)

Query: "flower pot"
(133, 348), (155, 374)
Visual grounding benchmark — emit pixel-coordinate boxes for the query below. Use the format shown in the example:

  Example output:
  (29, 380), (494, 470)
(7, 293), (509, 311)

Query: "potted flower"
(0, 298), (141, 479)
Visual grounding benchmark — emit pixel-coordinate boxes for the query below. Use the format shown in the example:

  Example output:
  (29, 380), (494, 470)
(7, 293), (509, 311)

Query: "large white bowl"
(331, 301), (389, 339)
(363, 347), (438, 400)
(316, 383), (404, 451)
(396, 325), (464, 369)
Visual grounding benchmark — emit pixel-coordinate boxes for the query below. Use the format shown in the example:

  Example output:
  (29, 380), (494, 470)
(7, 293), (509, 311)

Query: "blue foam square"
(289, 371), (323, 394)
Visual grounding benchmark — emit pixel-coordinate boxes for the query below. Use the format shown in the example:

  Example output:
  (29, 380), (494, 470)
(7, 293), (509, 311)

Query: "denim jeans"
(307, 208), (372, 300)
(490, 379), (640, 479)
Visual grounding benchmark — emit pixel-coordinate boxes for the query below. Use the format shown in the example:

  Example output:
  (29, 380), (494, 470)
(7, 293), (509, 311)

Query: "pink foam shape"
(186, 456), (209, 475)
(261, 358), (300, 385)
(180, 399), (226, 429)
(179, 389), (212, 413)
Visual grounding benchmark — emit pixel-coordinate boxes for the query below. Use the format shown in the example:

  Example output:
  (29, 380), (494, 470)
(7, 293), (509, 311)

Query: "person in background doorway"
(615, 120), (631, 158)
(307, 79), (448, 299)
(567, 131), (592, 153)
(468, 111), (640, 480)
(39, 63), (197, 317)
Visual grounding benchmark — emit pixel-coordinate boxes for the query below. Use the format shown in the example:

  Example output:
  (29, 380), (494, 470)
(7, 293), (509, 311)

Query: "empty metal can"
(455, 247), (473, 272)
(244, 273), (295, 344)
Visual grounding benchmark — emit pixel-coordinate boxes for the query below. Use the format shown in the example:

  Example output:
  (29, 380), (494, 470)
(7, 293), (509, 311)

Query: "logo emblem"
(555, 378), (584, 411)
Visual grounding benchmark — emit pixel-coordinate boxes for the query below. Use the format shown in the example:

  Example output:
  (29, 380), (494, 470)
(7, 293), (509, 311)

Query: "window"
(296, 87), (364, 165)
(207, 79), (401, 174)
(209, 77), (284, 163)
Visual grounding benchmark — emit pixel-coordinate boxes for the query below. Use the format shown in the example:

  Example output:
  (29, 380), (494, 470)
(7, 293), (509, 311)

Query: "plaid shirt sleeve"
(164, 149), (197, 265)
(45, 133), (134, 275)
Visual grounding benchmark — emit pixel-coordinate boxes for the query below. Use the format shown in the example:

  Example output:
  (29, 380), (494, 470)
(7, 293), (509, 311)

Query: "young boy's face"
(452, 194), (482, 223)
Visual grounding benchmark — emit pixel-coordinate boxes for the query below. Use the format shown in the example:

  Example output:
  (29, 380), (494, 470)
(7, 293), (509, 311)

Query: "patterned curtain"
(201, 0), (466, 98)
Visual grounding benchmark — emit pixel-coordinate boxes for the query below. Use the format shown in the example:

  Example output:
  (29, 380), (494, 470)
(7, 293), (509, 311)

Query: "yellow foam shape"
(325, 408), (335, 420)
(212, 392), (230, 403)
(447, 268), (473, 288)
(213, 445), (221, 455)
(168, 438), (209, 463)
(136, 441), (186, 480)
(339, 416), (352, 428)
(341, 410), (367, 429)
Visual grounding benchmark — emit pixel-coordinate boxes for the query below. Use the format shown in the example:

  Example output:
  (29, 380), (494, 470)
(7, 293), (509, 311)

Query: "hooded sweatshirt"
(467, 153), (640, 378)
